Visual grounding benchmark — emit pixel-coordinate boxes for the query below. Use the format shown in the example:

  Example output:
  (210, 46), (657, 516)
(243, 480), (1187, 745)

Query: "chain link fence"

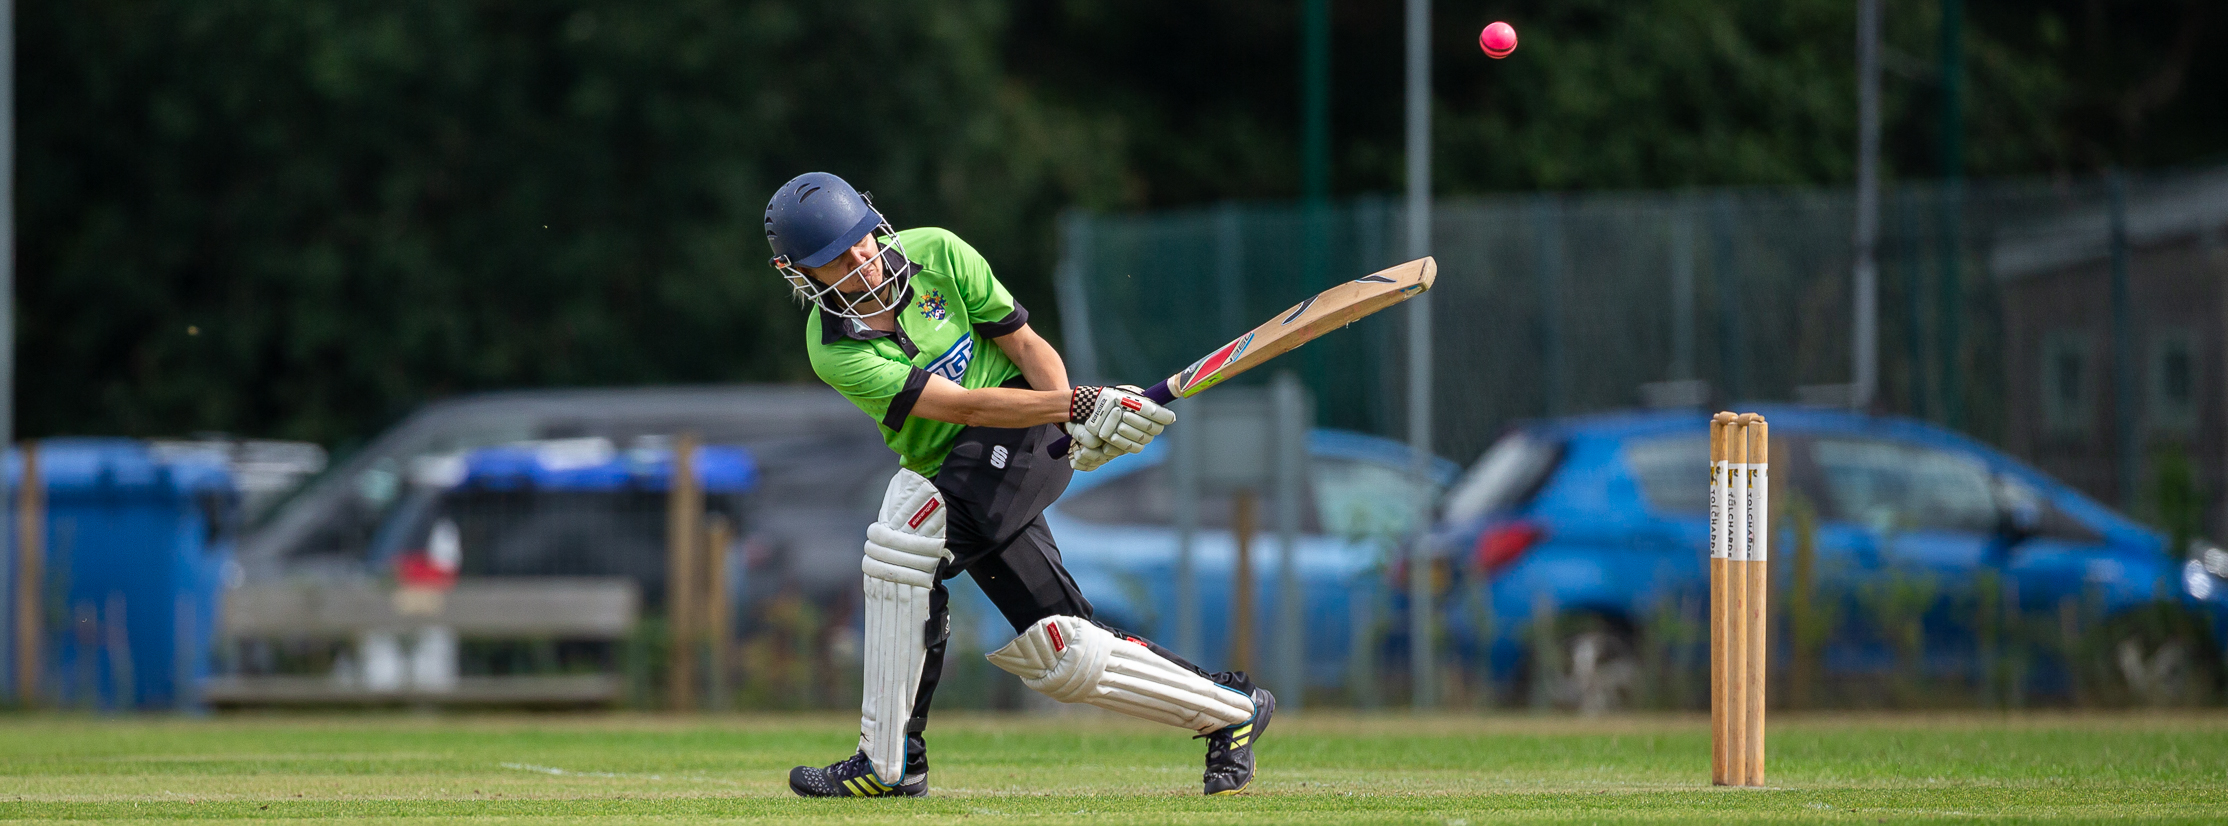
(1058, 166), (2228, 535)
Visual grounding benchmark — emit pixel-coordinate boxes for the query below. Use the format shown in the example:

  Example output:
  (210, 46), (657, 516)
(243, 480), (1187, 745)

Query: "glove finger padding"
(1108, 420), (1158, 451)
(1115, 386), (1177, 427)
(1062, 421), (1107, 455)
(1070, 443), (1118, 471)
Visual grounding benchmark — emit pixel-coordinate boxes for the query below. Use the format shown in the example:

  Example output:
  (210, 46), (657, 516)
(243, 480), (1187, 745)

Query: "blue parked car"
(1426, 405), (2225, 710)
(981, 429), (1458, 693)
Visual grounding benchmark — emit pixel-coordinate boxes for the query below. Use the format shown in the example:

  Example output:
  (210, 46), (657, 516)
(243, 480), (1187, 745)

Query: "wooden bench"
(204, 578), (638, 707)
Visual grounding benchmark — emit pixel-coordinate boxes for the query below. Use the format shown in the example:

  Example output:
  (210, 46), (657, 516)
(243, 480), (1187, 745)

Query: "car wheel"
(1524, 614), (1640, 715)
(2091, 607), (2220, 707)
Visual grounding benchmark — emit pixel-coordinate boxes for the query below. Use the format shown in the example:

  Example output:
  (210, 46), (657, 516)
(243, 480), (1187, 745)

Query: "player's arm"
(909, 375), (1068, 428)
(990, 323), (1069, 396)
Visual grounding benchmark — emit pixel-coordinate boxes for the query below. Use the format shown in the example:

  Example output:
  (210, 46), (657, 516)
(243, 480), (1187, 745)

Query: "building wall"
(2000, 232), (2228, 539)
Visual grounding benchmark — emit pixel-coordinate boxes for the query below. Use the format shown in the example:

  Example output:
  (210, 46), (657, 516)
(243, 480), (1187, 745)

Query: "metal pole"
(0, 0), (13, 446)
(1302, 0), (1331, 203)
(1937, 0), (1965, 429)
(1852, 0), (1882, 411)
(1671, 205), (1697, 381)
(1534, 197), (1564, 417)
(1217, 204), (1246, 343)
(2108, 170), (2137, 511)
(1300, 0), (1333, 396)
(1403, 0), (1434, 711)
(1272, 372), (1307, 710)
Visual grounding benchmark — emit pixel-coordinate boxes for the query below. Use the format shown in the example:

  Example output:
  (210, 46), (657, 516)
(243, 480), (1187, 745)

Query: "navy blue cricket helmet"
(766, 172), (881, 269)
(764, 172), (912, 319)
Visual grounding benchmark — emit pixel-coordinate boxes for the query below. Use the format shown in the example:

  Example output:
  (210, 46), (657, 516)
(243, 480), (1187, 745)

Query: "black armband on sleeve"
(972, 300), (1030, 340)
(883, 367), (931, 432)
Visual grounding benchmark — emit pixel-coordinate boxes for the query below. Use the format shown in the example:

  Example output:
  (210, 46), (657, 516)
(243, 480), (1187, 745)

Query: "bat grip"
(1044, 379), (1177, 457)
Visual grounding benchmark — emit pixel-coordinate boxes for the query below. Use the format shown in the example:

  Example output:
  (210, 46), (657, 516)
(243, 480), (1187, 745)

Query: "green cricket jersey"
(805, 227), (1030, 477)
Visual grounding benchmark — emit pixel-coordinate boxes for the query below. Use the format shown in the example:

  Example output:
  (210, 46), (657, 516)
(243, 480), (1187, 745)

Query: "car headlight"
(2191, 539), (2228, 579)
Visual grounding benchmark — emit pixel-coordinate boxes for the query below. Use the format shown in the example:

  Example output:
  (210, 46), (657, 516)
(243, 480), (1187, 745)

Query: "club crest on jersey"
(916, 290), (950, 322)
(926, 334), (973, 383)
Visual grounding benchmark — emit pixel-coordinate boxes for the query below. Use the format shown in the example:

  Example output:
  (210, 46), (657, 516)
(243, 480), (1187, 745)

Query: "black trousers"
(893, 421), (1242, 775)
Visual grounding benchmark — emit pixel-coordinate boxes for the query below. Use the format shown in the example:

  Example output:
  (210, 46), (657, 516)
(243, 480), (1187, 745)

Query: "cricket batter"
(764, 172), (1274, 798)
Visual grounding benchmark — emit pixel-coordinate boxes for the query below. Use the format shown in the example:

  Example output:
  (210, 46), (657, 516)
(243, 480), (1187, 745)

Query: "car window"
(1442, 431), (1561, 523)
(1624, 435), (1709, 514)
(1812, 438), (1997, 534)
(1311, 458), (1433, 539)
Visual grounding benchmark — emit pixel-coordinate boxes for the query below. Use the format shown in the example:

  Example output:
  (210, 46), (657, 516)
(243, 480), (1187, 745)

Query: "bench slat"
(223, 578), (638, 637)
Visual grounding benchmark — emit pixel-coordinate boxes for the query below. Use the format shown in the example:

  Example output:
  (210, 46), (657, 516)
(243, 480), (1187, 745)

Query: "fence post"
(1403, 0), (1435, 713)
(1053, 212), (1100, 384)
(666, 433), (701, 711)
(2107, 170), (2137, 511)
(1173, 407), (1201, 660)
(13, 441), (40, 706)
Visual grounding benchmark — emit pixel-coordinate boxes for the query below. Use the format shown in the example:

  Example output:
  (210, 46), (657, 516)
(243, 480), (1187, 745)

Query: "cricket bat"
(1048, 256), (1437, 456)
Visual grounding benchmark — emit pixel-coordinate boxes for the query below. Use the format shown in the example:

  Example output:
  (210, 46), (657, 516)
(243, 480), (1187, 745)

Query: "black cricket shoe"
(1200, 685), (1276, 795)
(787, 749), (927, 798)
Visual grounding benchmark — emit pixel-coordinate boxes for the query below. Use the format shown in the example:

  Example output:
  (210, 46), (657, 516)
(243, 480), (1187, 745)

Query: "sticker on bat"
(1280, 295), (1320, 324)
(1175, 333), (1253, 394)
(1352, 273), (1398, 284)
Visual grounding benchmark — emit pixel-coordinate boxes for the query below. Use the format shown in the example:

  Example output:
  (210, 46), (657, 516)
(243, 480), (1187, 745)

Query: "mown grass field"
(2, 711), (2223, 823)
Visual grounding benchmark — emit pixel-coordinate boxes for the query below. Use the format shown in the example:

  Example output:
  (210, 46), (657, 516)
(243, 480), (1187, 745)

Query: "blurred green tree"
(21, 1), (2223, 443)
(22, 1), (1120, 442)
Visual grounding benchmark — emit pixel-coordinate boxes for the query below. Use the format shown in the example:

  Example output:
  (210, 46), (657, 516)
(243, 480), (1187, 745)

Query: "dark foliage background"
(21, 0), (2225, 444)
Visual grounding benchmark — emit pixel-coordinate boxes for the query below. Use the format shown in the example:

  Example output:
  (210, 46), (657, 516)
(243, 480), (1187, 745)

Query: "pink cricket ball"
(1479, 21), (1517, 59)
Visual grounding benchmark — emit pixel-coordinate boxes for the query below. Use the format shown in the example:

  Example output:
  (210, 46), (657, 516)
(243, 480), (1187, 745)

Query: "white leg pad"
(986, 615), (1254, 734)
(858, 469), (950, 781)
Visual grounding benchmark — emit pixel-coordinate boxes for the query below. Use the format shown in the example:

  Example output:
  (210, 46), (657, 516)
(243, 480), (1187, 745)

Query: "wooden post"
(1724, 415), (1748, 785)
(1229, 489), (1256, 673)
(1710, 413), (1769, 788)
(1745, 417), (1769, 786)
(703, 513), (732, 712)
(14, 441), (42, 705)
(665, 432), (701, 712)
(1708, 414), (1731, 785)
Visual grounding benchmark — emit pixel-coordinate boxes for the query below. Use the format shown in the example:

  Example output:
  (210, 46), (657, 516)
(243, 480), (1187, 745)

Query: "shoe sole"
(788, 773), (928, 799)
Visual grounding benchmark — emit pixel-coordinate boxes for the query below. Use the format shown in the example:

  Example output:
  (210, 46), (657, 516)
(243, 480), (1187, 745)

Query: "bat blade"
(1048, 256), (1436, 456)
(1165, 257), (1435, 398)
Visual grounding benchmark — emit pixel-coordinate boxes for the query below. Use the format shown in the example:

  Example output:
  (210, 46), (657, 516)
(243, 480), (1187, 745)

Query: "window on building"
(2038, 331), (2093, 436)
(2149, 328), (2199, 432)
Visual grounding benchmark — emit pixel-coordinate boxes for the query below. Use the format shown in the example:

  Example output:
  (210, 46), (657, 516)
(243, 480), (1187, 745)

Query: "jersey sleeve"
(930, 228), (1029, 338)
(809, 340), (931, 432)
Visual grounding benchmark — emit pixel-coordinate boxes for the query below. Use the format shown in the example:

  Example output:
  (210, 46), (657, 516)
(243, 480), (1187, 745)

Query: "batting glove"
(1068, 440), (1121, 472)
(1068, 385), (1176, 455)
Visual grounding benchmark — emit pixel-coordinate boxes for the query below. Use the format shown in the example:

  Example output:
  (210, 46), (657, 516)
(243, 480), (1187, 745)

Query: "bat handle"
(1043, 379), (1178, 457)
